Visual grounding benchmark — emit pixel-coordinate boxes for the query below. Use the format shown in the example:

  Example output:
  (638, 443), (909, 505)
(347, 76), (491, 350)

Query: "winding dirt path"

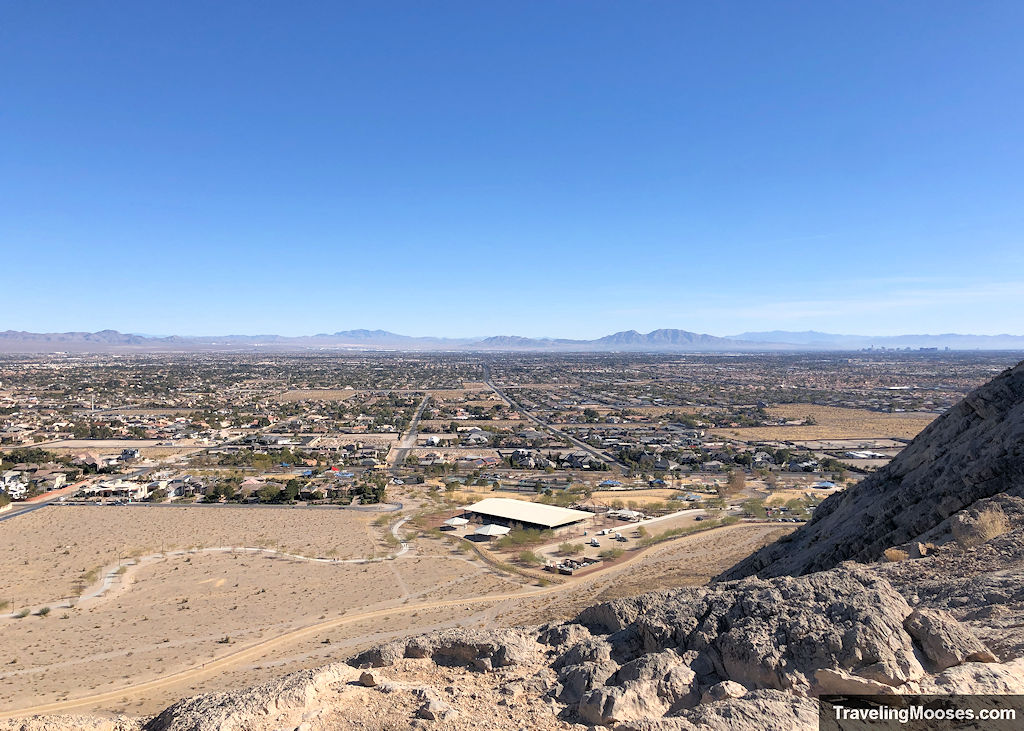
(0, 522), (768, 720)
(0, 517), (413, 619)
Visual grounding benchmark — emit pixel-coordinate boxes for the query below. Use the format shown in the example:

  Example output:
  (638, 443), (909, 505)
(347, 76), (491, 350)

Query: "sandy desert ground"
(0, 507), (528, 715)
(0, 500), (785, 719)
(713, 404), (936, 441)
(31, 439), (200, 460)
(274, 389), (359, 402)
(0, 505), (382, 607)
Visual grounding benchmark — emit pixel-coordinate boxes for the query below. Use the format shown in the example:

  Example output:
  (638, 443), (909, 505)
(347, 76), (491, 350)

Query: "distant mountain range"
(728, 330), (1024, 350)
(0, 328), (1022, 353)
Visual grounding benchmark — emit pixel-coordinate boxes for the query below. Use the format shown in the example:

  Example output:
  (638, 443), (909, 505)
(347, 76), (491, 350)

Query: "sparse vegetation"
(494, 528), (550, 550)
(517, 550), (544, 566)
(953, 506), (1011, 547)
(638, 516), (741, 548)
(883, 548), (909, 562)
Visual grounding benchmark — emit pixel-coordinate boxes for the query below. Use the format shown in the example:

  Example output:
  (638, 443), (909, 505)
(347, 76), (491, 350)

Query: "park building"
(463, 497), (592, 531)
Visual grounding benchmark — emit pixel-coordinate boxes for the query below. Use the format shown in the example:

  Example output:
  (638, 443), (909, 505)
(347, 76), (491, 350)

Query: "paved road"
(483, 371), (628, 476)
(0, 477), (97, 523)
(0, 500), (50, 524)
(54, 500), (404, 513)
(388, 394), (431, 474)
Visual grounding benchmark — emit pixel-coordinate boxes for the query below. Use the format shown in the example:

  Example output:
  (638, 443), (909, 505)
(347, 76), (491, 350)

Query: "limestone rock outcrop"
(349, 626), (541, 670)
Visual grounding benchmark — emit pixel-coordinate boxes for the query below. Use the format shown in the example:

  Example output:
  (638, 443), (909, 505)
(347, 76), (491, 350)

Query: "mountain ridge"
(729, 330), (1024, 349)
(720, 358), (1024, 580)
(1, 328), (1022, 353)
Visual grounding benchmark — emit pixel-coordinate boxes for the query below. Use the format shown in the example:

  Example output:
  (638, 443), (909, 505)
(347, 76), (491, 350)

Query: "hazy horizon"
(3, 325), (1024, 342)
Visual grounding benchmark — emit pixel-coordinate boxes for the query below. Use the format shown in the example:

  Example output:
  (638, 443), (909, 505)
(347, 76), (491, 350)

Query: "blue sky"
(3, 1), (1022, 338)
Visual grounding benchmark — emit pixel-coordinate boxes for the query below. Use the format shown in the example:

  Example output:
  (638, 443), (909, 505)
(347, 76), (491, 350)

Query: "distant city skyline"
(3, 2), (1023, 338)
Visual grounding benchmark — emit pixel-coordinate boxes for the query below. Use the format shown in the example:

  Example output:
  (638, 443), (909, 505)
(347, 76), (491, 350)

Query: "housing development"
(2, 347), (1021, 722)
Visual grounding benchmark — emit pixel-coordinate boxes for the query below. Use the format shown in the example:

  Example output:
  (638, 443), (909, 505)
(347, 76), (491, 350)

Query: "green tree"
(282, 479), (302, 502)
(741, 498), (767, 518)
(257, 484), (279, 503)
(518, 550), (543, 566)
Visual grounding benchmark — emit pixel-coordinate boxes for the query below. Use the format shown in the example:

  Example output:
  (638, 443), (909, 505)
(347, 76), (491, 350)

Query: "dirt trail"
(0, 517), (412, 619)
(0, 522), (774, 720)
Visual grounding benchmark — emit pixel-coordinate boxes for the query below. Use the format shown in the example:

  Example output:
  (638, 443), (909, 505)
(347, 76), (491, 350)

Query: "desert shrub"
(558, 542), (584, 555)
(36, 606), (51, 617)
(883, 548), (909, 562)
(598, 547), (624, 560)
(13, 609), (29, 619)
(976, 507), (1012, 540)
(494, 528), (548, 550)
(517, 550), (543, 566)
(953, 506), (1011, 547)
(636, 515), (741, 548)
(449, 539), (468, 553)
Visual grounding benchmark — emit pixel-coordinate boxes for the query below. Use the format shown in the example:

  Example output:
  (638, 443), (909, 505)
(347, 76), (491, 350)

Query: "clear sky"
(3, 1), (1022, 338)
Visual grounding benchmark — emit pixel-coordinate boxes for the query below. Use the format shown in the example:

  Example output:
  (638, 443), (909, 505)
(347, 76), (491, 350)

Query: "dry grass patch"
(713, 404), (935, 441)
(590, 489), (682, 505)
(953, 506), (1011, 547)
(883, 548), (909, 562)
(275, 389), (358, 402)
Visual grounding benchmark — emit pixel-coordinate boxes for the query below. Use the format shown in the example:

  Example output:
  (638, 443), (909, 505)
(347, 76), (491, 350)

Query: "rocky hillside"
(5, 362), (1024, 730)
(722, 360), (1024, 580)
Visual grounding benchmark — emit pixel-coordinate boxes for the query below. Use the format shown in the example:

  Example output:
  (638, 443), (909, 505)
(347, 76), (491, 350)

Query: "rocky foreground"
(4, 362), (1024, 731)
